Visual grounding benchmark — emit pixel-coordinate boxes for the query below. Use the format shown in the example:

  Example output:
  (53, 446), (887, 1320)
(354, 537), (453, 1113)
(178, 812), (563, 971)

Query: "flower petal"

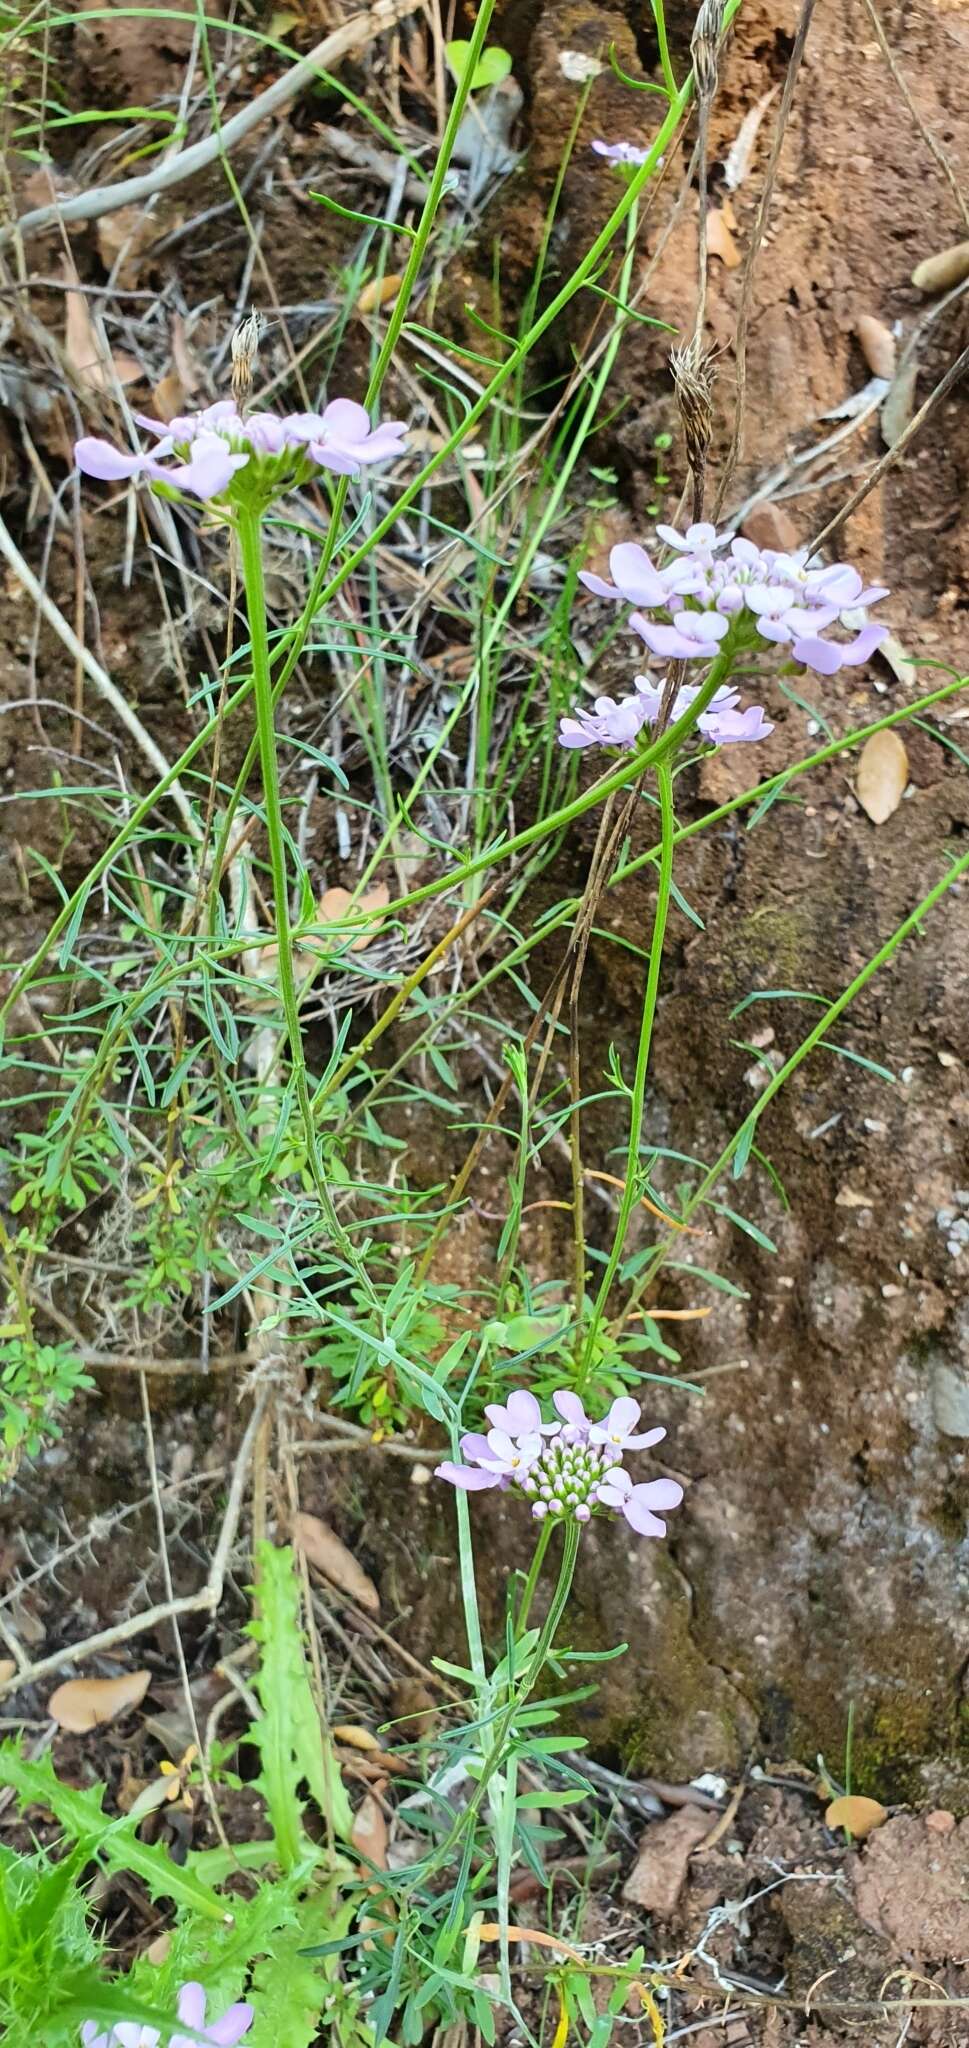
(552, 1390), (588, 1426)
(671, 609), (728, 644)
(630, 619), (699, 660)
(791, 634), (844, 676)
(74, 437), (162, 481)
(177, 1986), (207, 2033)
(167, 437), (249, 499)
(608, 541), (668, 607)
(578, 569), (621, 601)
(321, 397), (371, 443)
(503, 1390), (543, 1434)
(622, 1477), (683, 1535)
(837, 623), (887, 666)
(308, 441), (362, 475)
(206, 2002), (255, 2046)
(459, 1431), (493, 1463)
(435, 1461), (500, 1490)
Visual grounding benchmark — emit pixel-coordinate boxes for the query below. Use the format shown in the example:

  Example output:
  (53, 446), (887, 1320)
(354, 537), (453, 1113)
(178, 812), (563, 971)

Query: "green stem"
(580, 753), (674, 1384)
(651, 0), (679, 98)
(412, 1522), (580, 1889)
(516, 1520), (553, 1637)
(235, 506), (358, 1270)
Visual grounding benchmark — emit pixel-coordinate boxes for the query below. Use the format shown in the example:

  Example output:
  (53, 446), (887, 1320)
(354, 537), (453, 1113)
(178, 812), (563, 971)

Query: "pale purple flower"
(631, 607), (729, 662)
(485, 1389), (547, 1436)
(435, 1426), (542, 1491)
(573, 523), (889, 679)
(558, 693), (649, 751)
(592, 139), (651, 165)
(579, 541), (698, 608)
(633, 678), (773, 747)
(594, 1465), (684, 1537)
(552, 1389), (592, 1431)
(589, 1396), (666, 1453)
(81, 1981), (253, 2048)
(75, 396), (407, 504)
(436, 1386), (682, 1542)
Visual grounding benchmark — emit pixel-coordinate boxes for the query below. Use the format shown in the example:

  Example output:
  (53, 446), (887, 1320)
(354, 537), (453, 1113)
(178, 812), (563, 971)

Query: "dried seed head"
(230, 307), (266, 413)
(671, 337), (715, 472)
(691, 0), (725, 101)
(670, 336), (716, 521)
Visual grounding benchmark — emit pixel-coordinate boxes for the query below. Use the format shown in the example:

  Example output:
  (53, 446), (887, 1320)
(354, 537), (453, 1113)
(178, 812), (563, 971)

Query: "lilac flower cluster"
(560, 678), (773, 751)
(587, 524), (889, 674)
(436, 1387), (683, 1539)
(75, 398), (407, 504)
(560, 521), (889, 755)
(81, 1981), (253, 2048)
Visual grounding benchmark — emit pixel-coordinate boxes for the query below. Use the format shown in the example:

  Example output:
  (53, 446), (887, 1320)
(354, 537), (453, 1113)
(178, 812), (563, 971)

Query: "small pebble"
(925, 1809), (956, 1834)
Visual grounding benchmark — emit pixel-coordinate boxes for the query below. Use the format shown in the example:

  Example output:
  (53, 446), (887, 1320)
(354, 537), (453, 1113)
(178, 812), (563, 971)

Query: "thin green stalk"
(579, 755), (676, 1385)
(235, 506), (360, 1273)
(516, 1521), (553, 1636)
(651, 0), (680, 100)
(412, 1522), (581, 1888)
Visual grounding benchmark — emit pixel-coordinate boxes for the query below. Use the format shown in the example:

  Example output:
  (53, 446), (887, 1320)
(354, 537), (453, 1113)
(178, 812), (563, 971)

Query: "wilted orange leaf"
(707, 201), (741, 269)
(316, 884), (390, 953)
(356, 274), (404, 315)
(476, 1923), (584, 1963)
(333, 1723), (381, 1752)
(49, 1669), (150, 1731)
(292, 1511), (380, 1615)
(351, 1788), (388, 1866)
(825, 1793), (887, 1837)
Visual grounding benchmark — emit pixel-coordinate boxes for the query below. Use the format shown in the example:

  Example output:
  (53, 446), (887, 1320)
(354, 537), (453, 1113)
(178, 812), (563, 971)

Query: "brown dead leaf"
(146, 1931), (171, 1966)
(292, 1512), (380, 1615)
(49, 1669), (150, 1732)
(855, 314), (895, 381)
(65, 291), (141, 392)
(856, 729), (908, 824)
(912, 240), (969, 293)
(316, 883), (391, 953)
(356, 274), (405, 316)
(826, 1792), (887, 1837)
(96, 205), (155, 290)
(621, 1804), (711, 1915)
(351, 1788), (388, 1866)
(151, 373), (191, 423)
(171, 313), (204, 399)
(707, 200), (741, 269)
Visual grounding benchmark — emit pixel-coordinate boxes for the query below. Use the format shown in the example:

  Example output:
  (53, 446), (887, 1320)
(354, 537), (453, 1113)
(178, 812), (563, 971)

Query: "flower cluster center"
(520, 1435), (618, 1523)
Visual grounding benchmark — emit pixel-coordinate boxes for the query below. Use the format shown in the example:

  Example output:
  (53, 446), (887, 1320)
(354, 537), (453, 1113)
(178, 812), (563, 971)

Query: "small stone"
(410, 1463), (432, 1487)
(925, 1809), (956, 1834)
